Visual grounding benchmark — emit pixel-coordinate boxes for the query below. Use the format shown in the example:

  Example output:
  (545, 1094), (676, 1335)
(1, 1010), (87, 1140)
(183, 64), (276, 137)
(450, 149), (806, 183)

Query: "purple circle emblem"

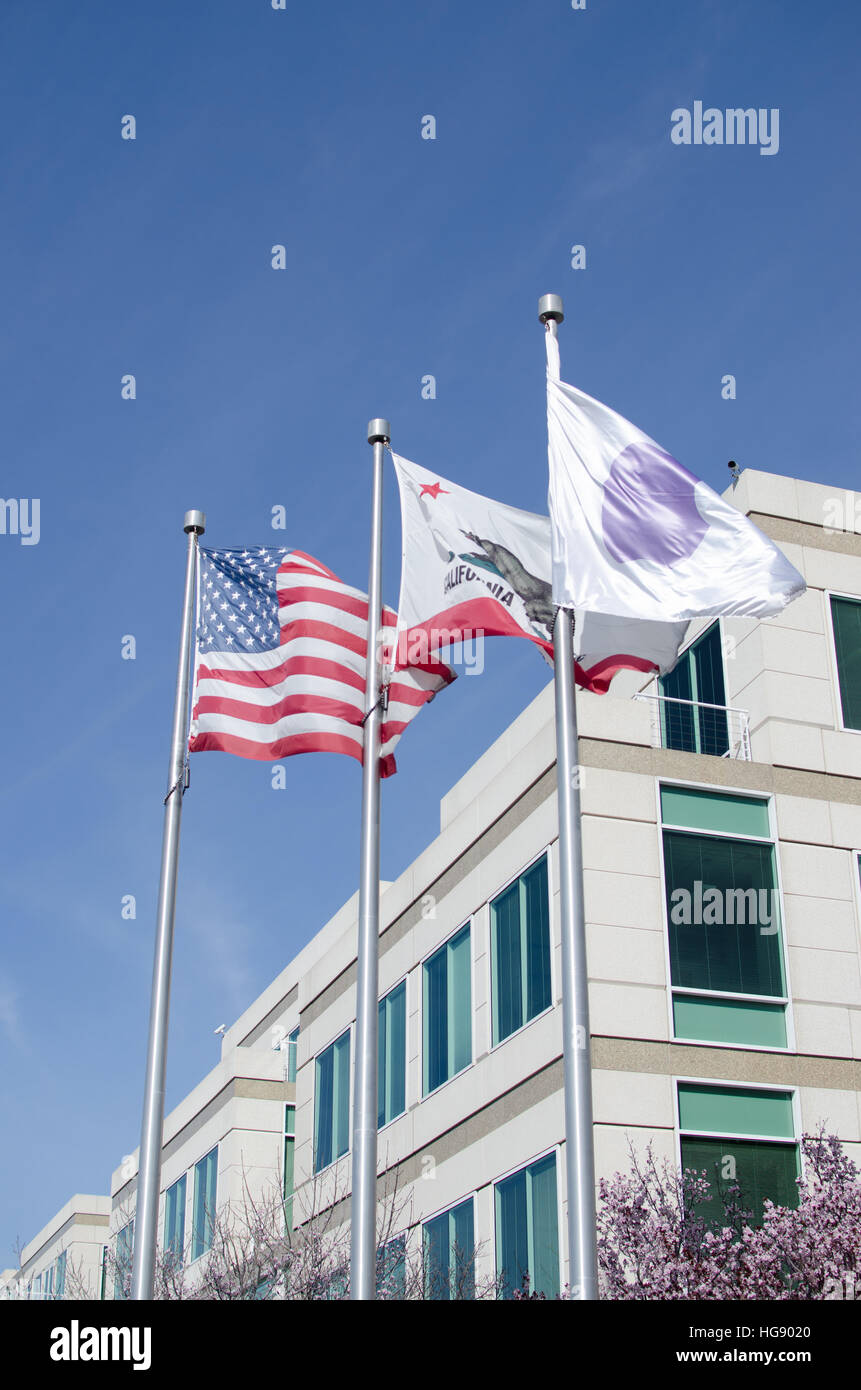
(601, 441), (708, 565)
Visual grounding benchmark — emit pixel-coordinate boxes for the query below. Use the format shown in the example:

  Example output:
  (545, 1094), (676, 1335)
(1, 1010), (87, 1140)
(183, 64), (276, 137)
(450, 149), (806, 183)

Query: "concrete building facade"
(9, 469), (861, 1298)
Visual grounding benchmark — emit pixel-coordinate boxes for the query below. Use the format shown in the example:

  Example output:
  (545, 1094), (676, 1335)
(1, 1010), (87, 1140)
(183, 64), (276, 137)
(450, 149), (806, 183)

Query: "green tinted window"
(378, 981), (406, 1127)
(424, 1199), (475, 1301)
(681, 1137), (799, 1226)
(191, 1148), (218, 1261)
(659, 623), (729, 755)
(314, 1031), (350, 1172)
(661, 786), (771, 838)
(491, 856), (552, 1045)
(495, 1153), (559, 1300)
(831, 595), (861, 730)
(664, 831), (783, 997)
(672, 994), (787, 1048)
(164, 1174), (186, 1261)
(423, 926), (471, 1095)
(678, 1083), (795, 1138)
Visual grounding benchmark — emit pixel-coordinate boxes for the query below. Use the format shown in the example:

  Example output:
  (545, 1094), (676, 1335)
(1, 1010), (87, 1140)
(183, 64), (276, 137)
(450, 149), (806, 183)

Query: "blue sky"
(1, 0), (859, 1267)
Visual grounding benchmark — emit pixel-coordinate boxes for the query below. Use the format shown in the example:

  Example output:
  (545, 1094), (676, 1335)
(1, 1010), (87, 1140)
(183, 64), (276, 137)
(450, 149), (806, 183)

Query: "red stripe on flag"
(394, 597), (553, 663)
(278, 585), (369, 621)
(188, 729), (398, 777)
(279, 618), (368, 657)
(283, 551), (342, 582)
(197, 655), (367, 694)
(194, 692), (363, 726)
(575, 653), (658, 694)
(395, 597), (658, 692)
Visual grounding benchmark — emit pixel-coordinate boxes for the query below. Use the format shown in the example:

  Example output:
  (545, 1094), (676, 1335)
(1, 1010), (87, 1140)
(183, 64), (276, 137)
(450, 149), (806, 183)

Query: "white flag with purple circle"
(545, 332), (805, 622)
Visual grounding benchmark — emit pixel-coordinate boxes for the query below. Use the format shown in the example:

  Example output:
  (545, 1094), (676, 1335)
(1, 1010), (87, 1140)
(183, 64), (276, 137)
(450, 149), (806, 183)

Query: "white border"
(491, 1143), (562, 1298)
(655, 778), (796, 1054)
(825, 589), (861, 734)
(673, 1075), (804, 1183)
(418, 918), (474, 1101)
(486, 844), (555, 1056)
(853, 849), (861, 956)
(378, 972), (409, 1133)
(311, 1024), (353, 1175)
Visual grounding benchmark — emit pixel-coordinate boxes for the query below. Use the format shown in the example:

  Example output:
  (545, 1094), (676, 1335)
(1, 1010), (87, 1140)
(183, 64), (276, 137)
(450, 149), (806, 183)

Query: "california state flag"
(391, 453), (689, 692)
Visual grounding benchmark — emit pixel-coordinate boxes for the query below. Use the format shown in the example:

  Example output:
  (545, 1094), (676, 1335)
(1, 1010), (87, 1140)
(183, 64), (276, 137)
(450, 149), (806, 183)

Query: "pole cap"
(367, 418), (391, 444)
(538, 293), (564, 324)
(184, 510), (206, 534)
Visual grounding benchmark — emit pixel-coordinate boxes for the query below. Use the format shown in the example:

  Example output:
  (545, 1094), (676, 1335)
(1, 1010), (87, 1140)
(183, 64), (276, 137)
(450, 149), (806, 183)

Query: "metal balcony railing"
(633, 693), (752, 760)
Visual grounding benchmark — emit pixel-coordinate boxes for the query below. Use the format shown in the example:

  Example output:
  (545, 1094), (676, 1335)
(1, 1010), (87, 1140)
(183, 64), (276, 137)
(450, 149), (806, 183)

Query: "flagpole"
(538, 294), (599, 1301)
(351, 418), (389, 1300)
(130, 509), (205, 1301)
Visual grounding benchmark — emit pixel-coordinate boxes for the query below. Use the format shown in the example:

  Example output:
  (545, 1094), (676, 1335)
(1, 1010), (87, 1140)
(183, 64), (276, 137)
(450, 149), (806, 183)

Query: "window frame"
(657, 618), (730, 755)
(422, 1193), (477, 1301)
(825, 589), (861, 735)
(313, 1024), (353, 1174)
(419, 919), (474, 1099)
(160, 1147), (222, 1267)
(488, 847), (555, 1053)
(114, 1218), (134, 1299)
(163, 1171), (187, 1265)
(54, 1249), (66, 1300)
(190, 1145), (219, 1264)
(376, 1231), (408, 1300)
(378, 973), (409, 1132)
(673, 1074), (804, 1207)
(656, 778), (796, 1054)
(283, 1101), (296, 1227)
(492, 1144), (562, 1300)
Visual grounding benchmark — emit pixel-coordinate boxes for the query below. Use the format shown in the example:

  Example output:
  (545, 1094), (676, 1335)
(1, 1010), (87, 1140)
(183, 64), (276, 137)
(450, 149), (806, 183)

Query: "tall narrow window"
(191, 1147), (218, 1261)
(378, 980), (406, 1127)
(283, 1104), (296, 1227)
(678, 1082), (799, 1227)
(423, 925), (471, 1095)
(287, 1026), (299, 1084)
(164, 1173), (186, 1264)
(495, 1153), (559, 1300)
(830, 595), (861, 730)
(114, 1220), (134, 1300)
(314, 1029), (351, 1171)
(54, 1250), (66, 1300)
(376, 1234), (407, 1299)
(491, 855), (552, 1045)
(659, 622), (728, 755)
(424, 1198), (475, 1300)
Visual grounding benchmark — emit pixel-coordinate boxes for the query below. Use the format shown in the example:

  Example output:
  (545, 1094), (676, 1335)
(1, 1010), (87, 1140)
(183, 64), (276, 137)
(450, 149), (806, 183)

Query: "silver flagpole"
(538, 294), (599, 1301)
(131, 509), (205, 1301)
(351, 418), (389, 1300)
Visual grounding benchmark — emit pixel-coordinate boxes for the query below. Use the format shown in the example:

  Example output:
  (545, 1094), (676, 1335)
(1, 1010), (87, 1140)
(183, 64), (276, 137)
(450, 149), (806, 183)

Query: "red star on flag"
(420, 482), (450, 500)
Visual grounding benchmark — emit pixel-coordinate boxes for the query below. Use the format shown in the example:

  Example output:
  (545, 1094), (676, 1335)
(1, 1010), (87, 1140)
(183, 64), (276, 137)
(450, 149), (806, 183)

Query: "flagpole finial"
(538, 293), (564, 324)
(367, 419), (391, 444)
(184, 510), (206, 534)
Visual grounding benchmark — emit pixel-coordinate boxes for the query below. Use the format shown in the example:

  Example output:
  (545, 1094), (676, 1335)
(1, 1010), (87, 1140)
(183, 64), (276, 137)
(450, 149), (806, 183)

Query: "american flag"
(188, 546), (455, 777)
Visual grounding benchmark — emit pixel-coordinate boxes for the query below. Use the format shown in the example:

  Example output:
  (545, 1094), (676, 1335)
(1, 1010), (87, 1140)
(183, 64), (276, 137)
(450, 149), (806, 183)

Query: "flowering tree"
(95, 1163), (498, 1301)
(597, 1131), (861, 1300)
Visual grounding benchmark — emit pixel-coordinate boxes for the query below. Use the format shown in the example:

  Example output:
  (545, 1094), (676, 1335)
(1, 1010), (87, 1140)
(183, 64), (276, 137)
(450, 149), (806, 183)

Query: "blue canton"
(197, 547), (291, 654)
